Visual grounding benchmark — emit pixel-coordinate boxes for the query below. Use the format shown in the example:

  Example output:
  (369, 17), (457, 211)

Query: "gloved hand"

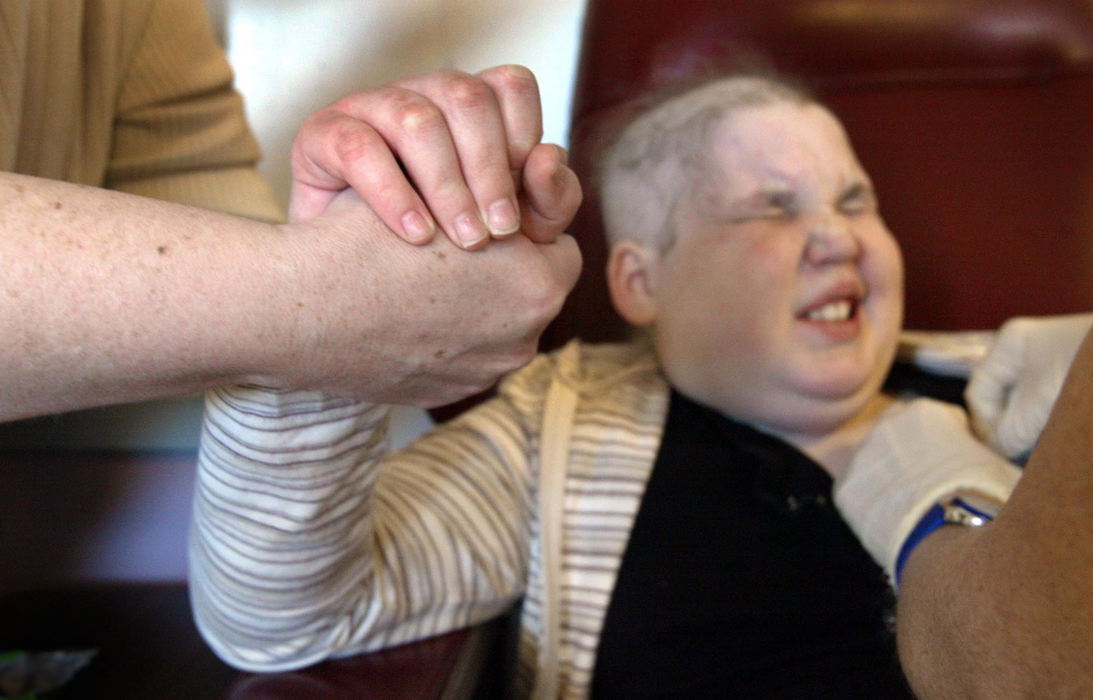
(966, 313), (1093, 460)
(834, 398), (1021, 582)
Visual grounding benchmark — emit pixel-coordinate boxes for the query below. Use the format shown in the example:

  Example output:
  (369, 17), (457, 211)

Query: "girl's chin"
(796, 369), (879, 401)
(748, 384), (883, 437)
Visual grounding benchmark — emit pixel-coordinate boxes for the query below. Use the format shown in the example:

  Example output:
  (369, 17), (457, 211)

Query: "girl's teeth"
(807, 300), (851, 321)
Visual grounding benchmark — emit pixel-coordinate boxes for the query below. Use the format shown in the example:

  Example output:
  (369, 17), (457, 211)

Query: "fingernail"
(402, 211), (435, 244)
(486, 198), (519, 237)
(454, 212), (489, 248)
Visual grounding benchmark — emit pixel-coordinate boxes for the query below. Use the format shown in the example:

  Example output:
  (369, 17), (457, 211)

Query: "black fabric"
(591, 390), (913, 699)
(884, 360), (968, 407)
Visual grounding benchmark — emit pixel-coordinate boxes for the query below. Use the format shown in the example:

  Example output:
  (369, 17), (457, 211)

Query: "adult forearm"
(0, 172), (297, 420)
(897, 502), (1093, 699)
(895, 521), (1042, 697)
(897, 332), (1093, 697)
(2, 172), (580, 421)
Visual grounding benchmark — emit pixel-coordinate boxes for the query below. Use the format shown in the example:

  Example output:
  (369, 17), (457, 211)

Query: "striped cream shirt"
(190, 340), (671, 698)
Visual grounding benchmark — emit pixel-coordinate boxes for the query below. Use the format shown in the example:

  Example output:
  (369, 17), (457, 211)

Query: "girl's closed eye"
(726, 189), (798, 223)
(839, 182), (878, 215)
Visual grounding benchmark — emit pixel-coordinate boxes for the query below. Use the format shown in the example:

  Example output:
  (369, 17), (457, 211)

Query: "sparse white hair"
(598, 74), (815, 253)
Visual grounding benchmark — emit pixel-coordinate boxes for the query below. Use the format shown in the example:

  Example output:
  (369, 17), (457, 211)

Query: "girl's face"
(646, 102), (904, 442)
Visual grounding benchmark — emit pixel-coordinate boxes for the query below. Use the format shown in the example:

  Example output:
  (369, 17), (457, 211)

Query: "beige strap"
(532, 365), (579, 700)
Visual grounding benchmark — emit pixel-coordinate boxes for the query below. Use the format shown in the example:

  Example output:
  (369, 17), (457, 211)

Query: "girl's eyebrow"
(840, 179), (875, 203)
(708, 187), (797, 222)
(763, 188), (797, 209)
(723, 184), (795, 208)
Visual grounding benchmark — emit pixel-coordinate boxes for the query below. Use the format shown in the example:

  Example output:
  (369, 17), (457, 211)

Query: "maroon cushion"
(543, 0), (1093, 349)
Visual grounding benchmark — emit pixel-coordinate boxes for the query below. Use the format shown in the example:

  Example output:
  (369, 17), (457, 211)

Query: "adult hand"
(965, 313), (1093, 460)
(259, 188), (582, 407)
(289, 65), (581, 249)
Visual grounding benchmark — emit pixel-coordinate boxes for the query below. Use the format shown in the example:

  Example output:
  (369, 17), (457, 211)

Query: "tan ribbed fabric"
(0, 0), (281, 221)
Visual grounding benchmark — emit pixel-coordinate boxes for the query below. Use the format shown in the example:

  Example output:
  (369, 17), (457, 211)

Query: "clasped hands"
(262, 66), (582, 407)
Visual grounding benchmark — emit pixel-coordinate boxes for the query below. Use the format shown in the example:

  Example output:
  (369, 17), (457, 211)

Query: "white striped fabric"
(190, 340), (669, 699)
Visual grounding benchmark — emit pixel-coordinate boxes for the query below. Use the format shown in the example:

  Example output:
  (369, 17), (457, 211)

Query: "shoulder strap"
(532, 358), (579, 699)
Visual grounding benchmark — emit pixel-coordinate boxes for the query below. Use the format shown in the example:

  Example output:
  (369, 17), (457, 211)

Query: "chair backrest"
(542, 0), (1093, 350)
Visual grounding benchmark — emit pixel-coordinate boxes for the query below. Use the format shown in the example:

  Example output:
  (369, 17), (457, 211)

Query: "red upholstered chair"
(542, 0), (1093, 351)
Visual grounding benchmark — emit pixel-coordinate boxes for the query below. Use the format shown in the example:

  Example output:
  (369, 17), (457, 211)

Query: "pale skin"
(896, 329), (1093, 698)
(1, 66), (582, 422)
(607, 102), (905, 479)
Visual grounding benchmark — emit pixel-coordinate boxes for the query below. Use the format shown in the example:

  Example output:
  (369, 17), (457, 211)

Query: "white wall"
(210, 0), (587, 211)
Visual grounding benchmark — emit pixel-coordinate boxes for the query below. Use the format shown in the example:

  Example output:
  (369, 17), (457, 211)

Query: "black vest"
(591, 390), (914, 699)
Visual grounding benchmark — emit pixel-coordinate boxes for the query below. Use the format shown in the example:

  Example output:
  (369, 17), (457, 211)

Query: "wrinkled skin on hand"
(273, 65), (583, 406)
(261, 188), (582, 407)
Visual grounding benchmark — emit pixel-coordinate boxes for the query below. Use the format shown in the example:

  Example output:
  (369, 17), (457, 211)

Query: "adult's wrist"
(834, 399), (1021, 582)
(894, 492), (1001, 586)
(229, 221), (340, 391)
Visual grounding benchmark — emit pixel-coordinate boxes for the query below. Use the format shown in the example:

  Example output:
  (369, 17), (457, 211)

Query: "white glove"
(966, 313), (1093, 460)
(834, 398), (1021, 582)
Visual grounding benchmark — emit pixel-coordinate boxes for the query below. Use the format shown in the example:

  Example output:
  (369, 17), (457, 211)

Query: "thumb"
(520, 144), (583, 244)
(535, 233), (583, 295)
(966, 331), (1027, 442)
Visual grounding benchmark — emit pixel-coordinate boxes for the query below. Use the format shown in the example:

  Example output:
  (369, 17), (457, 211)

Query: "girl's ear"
(607, 241), (658, 327)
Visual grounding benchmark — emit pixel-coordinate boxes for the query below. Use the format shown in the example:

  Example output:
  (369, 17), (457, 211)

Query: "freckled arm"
(0, 171), (580, 422)
(0, 171), (306, 421)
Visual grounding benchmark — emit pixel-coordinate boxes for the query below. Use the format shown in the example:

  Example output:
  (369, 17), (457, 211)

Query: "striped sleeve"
(190, 358), (553, 671)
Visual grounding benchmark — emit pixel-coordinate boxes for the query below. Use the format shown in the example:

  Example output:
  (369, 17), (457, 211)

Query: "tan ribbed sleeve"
(0, 1), (30, 169)
(108, 0), (282, 221)
(0, 0), (281, 222)
(190, 365), (545, 672)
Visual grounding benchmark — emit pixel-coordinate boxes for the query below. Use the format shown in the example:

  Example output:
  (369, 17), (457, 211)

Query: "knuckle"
(521, 273), (566, 324)
(331, 122), (385, 166)
(292, 109), (337, 158)
(441, 73), (494, 112)
(293, 110), (324, 146)
(487, 64), (538, 98)
(328, 88), (372, 111)
(330, 85), (401, 114)
(490, 65), (543, 148)
(334, 86), (450, 139)
(395, 100), (446, 136)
